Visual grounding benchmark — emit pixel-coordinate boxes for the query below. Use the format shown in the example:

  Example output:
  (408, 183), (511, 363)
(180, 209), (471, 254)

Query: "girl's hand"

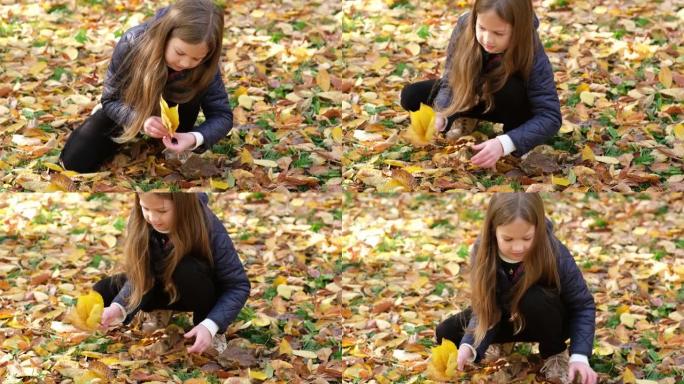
(569, 362), (598, 384)
(434, 113), (448, 132)
(100, 305), (124, 329)
(471, 138), (503, 168)
(456, 344), (473, 370)
(162, 132), (196, 153)
(144, 116), (170, 139)
(184, 324), (212, 354)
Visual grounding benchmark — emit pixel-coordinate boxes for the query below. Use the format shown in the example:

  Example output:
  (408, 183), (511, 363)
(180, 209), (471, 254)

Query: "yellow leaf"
(279, 338), (293, 355)
(64, 47), (79, 61)
(293, 349), (318, 359)
(101, 234), (117, 249)
(622, 367), (637, 384)
(406, 43), (421, 56)
(579, 91), (595, 106)
(29, 61), (48, 77)
(673, 124), (684, 140)
(410, 276), (429, 291)
(659, 66), (672, 88)
(406, 103), (436, 147)
(575, 83), (590, 94)
(427, 338), (459, 381)
(238, 94), (253, 110)
(581, 145), (595, 162)
(210, 178), (229, 190)
(249, 369), (268, 381)
(240, 148), (254, 164)
(44, 162), (64, 172)
(317, 69), (330, 92)
(371, 56), (389, 72)
(69, 291), (104, 331)
(253, 313), (271, 327)
(551, 175), (571, 186)
(272, 276), (287, 287)
(159, 96), (179, 136)
(331, 126), (343, 143)
(595, 155), (620, 165)
(253, 159), (279, 168)
(233, 86), (248, 98)
(277, 284), (295, 299)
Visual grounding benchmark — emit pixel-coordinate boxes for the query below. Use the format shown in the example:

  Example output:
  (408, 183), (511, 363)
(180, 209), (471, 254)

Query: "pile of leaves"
(0, 192), (343, 383)
(0, 0), (343, 191)
(340, 192), (683, 382)
(341, 0), (683, 192)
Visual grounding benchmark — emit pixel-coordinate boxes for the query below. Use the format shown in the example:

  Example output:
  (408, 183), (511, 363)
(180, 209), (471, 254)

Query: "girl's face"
(139, 194), (175, 233)
(164, 37), (209, 72)
(495, 217), (535, 261)
(475, 9), (512, 54)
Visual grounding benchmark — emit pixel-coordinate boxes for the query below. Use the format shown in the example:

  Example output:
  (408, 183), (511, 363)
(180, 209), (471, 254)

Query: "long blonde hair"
(122, 193), (213, 312)
(469, 193), (560, 348)
(440, 0), (536, 116)
(113, 0), (224, 143)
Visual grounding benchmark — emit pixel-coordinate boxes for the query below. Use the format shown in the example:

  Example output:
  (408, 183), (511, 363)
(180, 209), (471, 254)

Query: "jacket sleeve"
(205, 214), (250, 333)
(434, 13), (470, 111)
(555, 239), (596, 358)
(460, 312), (499, 362)
(505, 44), (562, 156)
(111, 280), (144, 324)
(193, 70), (233, 153)
(100, 25), (146, 127)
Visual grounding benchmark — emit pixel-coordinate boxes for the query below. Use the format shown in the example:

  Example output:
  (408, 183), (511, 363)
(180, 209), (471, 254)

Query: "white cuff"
(496, 134), (516, 156)
(111, 302), (127, 324)
(569, 354), (589, 365)
(200, 318), (219, 337)
(460, 343), (477, 362)
(190, 131), (204, 150)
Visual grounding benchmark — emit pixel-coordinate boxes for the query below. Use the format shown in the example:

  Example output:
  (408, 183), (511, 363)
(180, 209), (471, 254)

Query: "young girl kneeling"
(96, 193), (250, 354)
(401, 0), (562, 168)
(60, 0), (233, 173)
(436, 193), (597, 384)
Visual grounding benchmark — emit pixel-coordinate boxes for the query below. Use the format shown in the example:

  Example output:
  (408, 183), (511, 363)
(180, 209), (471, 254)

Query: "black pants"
(400, 78), (532, 134)
(60, 99), (201, 173)
(93, 255), (215, 326)
(435, 285), (568, 360)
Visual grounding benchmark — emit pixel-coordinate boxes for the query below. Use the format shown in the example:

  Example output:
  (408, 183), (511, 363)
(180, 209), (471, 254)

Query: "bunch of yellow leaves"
(405, 103), (436, 147)
(160, 95), (179, 142)
(68, 291), (104, 331)
(426, 338), (459, 381)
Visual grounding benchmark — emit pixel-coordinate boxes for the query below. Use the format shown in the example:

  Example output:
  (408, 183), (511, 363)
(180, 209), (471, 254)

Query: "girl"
(96, 193), (250, 355)
(60, 0), (233, 173)
(435, 193), (597, 384)
(400, 0), (562, 168)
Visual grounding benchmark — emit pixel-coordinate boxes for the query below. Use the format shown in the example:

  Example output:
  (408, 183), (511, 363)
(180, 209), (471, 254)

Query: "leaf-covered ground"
(340, 192), (684, 383)
(0, 1), (344, 192)
(341, 0), (683, 193)
(0, 192), (343, 383)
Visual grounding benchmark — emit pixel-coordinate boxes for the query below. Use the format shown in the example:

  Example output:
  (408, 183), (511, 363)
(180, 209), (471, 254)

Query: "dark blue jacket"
(101, 8), (233, 153)
(460, 219), (596, 360)
(434, 12), (562, 156)
(113, 194), (250, 333)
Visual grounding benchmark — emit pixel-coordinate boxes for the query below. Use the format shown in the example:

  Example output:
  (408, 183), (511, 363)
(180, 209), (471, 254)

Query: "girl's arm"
(203, 214), (251, 333)
(459, 313), (499, 363)
(111, 280), (144, 324)
(503, 46), (562, 156)
(555, 240), (596, 359)
(193, 71), (233, 153)
(100, 25), (146, 127)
